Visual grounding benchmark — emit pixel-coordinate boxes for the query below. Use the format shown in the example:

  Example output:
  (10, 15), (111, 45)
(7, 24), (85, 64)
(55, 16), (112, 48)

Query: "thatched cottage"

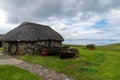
(0, 34), (4, 47)
(2, 22), (64, 55)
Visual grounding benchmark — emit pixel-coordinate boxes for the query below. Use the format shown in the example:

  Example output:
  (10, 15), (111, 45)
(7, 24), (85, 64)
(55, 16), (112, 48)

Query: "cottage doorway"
(8, 42), (19, 55)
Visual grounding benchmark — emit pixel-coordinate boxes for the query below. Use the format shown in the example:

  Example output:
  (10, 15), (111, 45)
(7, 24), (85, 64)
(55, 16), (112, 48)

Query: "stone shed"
(2, 22), (64, 55)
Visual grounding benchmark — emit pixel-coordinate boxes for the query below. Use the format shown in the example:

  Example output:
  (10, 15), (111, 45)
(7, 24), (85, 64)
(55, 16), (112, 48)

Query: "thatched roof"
(2, 22), (64, 42)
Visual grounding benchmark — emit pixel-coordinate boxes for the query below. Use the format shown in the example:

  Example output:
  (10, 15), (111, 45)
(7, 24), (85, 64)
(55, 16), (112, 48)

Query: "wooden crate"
(59, 51), (76, 59)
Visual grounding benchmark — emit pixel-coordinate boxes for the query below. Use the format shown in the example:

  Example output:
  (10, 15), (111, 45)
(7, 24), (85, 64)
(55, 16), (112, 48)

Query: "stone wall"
(3, 41), (62, 55)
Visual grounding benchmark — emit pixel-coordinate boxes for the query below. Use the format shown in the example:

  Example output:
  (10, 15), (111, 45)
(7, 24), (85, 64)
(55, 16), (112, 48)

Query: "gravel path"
(0, 52), (75, 80)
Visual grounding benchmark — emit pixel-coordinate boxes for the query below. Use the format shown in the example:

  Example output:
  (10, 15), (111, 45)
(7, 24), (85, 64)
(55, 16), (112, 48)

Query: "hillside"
(97, 43), (120, 51)
(18, 43), (120, 80)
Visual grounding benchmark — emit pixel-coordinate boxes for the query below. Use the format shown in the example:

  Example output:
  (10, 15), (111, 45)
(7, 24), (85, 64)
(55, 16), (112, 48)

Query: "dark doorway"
(0, 41), (2, 47)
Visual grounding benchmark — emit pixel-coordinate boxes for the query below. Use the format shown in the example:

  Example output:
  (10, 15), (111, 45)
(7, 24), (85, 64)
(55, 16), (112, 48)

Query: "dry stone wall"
(3, 41), (62, 55)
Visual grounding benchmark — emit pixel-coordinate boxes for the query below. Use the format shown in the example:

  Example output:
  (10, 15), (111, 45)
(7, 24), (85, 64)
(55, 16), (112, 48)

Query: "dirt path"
(0, 53), (75, 80)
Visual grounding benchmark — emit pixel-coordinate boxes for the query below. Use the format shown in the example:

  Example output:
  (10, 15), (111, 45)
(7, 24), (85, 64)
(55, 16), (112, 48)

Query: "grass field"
(0, 65), (41, 80)
(17, 44), (120, 80)
(0, 47), (3, 51)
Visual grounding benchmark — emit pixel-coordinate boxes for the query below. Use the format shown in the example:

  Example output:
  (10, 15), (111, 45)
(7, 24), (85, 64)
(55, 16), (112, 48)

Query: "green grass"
(18, 43), (120, 80)
(18, 55), (83, 72)
(97, 43), (120, 51)
(0, 65), (42, 80)
(0, 47), (3, 51)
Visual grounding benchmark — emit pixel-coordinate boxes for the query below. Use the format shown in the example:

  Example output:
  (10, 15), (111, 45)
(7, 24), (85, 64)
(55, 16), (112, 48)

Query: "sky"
(0, 0), (120, 41)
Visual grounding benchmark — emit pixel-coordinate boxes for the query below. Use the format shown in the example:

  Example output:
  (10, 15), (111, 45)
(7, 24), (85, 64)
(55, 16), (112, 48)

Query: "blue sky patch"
(65, 19), (75, 25)
(93, 19), (108, 29)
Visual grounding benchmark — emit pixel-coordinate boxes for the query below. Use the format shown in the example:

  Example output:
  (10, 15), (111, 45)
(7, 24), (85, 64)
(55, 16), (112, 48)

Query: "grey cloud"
(0, 0), (120, 23)
(0, 0), (64, 23)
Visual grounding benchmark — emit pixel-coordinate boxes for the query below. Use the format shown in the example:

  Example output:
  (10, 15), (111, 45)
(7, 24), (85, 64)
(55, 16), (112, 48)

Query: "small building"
(86, 44), (95, 50)
(0, 34), (4, 47)
(2, 22), (64, 55)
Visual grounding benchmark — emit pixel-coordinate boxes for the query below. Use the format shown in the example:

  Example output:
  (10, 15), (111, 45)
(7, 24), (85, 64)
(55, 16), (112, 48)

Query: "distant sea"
(64, 39), (120, 46)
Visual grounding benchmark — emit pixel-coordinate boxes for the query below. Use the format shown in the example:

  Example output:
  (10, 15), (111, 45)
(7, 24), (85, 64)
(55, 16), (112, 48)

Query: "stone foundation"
(3, 41), (62, 55)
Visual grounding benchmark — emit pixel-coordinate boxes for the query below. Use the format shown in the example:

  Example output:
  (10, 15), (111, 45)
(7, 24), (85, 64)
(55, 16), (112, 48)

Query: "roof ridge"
(20, 22), (49, 27)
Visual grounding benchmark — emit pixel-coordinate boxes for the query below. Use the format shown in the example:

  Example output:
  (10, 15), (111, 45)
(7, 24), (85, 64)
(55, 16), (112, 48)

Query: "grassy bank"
(97, 43), (120, 51)
(0, 47), (3, 51)
(0, 65), (41, 80)
(18, 44), (120, 80)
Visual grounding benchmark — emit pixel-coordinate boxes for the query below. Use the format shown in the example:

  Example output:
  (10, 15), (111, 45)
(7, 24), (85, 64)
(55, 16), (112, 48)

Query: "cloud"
(0, 8), (7, 25)
(0, 0), (120, 23)
(0, 0), (120, 40)
(0, 0), (64, 23)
